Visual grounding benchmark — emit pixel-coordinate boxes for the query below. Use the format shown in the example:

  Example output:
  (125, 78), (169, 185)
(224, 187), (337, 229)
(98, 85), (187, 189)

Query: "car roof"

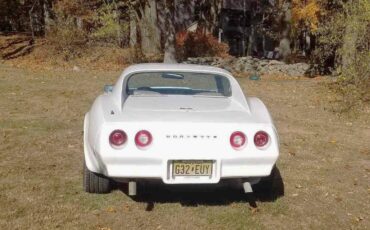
(123, 63), (232, 76)
(112, 63), (249, 112)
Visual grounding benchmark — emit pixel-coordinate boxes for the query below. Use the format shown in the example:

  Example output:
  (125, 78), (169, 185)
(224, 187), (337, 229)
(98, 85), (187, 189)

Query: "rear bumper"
(87, 153), (278, 184)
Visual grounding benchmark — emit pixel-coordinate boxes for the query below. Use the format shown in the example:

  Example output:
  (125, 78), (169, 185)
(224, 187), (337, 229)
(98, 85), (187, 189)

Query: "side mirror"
(104, 85), (113, 93)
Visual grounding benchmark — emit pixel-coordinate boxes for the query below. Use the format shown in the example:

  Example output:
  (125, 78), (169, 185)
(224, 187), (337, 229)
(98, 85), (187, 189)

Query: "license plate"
(172, 160), (213, 176)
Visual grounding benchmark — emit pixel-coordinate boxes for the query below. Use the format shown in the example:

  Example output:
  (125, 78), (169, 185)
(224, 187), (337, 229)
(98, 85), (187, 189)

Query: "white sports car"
(83, 63), (280, 196)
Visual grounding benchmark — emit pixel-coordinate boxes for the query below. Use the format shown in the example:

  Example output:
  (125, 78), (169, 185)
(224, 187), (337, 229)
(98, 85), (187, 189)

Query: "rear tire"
(83, 161), (111, 194)
(253, 165), (284, 200)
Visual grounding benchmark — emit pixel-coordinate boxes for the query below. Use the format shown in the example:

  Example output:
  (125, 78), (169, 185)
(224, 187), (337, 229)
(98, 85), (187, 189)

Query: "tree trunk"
(342, 18), (358, 71)
(209, 0), (221, 33)
(197, 0), (221, 34)
(278, 0), (292, 61)
(43, 0), (53, 34)
(129, 10), (137, 47)
(247, 26), (255, 56)
(138, 0), (161, 57)
(113, 3), (123, 47)
(163, 0), (177, 63)
(29, 0), (38, 43)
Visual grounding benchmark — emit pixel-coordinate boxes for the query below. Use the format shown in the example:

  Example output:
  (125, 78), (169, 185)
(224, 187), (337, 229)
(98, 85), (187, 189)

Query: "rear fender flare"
(247, 97), (279, 146)
(83, 113), (101, 173)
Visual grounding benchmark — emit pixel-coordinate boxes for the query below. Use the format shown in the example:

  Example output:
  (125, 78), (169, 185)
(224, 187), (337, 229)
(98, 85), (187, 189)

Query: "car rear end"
(83, 65), (279, 194)
(94, 119), (278, 185)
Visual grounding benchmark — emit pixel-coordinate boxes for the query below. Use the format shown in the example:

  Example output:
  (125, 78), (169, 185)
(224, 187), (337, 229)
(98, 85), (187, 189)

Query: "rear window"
(126, 72), (231, 96)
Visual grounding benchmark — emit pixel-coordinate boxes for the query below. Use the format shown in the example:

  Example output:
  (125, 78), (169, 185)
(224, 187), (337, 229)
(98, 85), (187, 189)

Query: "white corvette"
(83, 63), (280, 196)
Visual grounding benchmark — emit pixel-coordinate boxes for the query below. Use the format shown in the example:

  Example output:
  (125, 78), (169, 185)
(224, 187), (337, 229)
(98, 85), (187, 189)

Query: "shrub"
(176, 30), (229, 60)
(46, 18), (88, 61)
(46, 0), (89, 61)
(316, 0), (370, 111)
(91, 3), (128, 46)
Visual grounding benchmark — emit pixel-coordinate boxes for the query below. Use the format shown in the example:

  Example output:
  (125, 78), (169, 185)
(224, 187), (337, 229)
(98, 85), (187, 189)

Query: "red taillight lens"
(230, 131), (246, 149)
(109, 130), (127, 147)
(254, 131), (269, 147)
(135, 130), (152, 148)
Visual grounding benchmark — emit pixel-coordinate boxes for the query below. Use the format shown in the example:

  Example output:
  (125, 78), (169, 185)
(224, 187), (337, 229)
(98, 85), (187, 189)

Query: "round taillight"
(230, 131), (246, 149)
(109, 130), (127, 147)
(135, 130), (152, 148)
(254, 131), (269, 147)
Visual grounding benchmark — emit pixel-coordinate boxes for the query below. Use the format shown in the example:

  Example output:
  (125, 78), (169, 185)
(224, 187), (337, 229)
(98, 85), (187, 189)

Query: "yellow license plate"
(172, 160), (213, 176)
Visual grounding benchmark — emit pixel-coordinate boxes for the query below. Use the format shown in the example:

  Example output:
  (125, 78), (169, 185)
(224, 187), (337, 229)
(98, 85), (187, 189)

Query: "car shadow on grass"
(116, 167), (284, 211)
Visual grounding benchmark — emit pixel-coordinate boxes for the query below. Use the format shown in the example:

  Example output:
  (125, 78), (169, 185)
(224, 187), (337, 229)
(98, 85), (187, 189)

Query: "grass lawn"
(0, 64), (369, 229)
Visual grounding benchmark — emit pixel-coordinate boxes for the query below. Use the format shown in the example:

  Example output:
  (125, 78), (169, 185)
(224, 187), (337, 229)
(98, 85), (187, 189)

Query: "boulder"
(183, 57), (309, 77)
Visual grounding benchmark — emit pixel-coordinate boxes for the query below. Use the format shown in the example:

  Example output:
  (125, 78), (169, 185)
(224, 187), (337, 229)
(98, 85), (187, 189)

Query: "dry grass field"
(0, 64), (369, 229)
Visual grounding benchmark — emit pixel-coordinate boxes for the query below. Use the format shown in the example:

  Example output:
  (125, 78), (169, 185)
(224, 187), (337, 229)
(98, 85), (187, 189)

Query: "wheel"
(253, 165), (284, 200)
(83, 161), (112, 194)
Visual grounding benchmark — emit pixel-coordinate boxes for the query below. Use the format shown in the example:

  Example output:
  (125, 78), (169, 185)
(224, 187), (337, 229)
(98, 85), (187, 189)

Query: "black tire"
(83, 162), (111, 194)
(253, 165), (284, 201)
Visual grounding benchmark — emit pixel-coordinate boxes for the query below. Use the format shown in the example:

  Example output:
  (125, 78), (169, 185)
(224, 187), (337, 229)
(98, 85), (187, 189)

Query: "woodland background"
(0, 0), (369, 109)
(0, 2), (369, 229)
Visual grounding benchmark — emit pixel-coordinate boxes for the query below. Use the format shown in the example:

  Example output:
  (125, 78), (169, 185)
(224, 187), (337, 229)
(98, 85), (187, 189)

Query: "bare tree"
(278, 0), (292, 61)
(29, 0), (40, 42)
(130, 0), (161, 57)
(197, 0), (222, 34)
(42, 0), (53, 34)
(129, 9), (137, 47)
(162, 0), (177, 63)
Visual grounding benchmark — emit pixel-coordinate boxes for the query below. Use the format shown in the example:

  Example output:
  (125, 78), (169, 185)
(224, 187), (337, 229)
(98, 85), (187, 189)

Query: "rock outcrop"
(183, 57), (310, 77)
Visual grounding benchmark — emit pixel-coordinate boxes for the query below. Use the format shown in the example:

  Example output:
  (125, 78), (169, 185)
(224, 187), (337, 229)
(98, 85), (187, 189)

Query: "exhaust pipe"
(128, 181), (137, 196)
(243, 182), (253, 193)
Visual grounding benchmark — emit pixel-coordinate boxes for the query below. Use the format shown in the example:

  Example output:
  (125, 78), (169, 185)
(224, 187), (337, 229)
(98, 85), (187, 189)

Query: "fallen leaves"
(329, 139), (337, 144)
(352, 216), (365, 224)
(122, 203), (133, 212)
(98, 227), (111, 230)
(295, 184), (303, 189)
(360, 149), (370, 155)
(348, 213), (365, 224)
(345, 122), (353, 127)
(288, 150), (296, 156)
(106, 207), (116, 213)
(249, 206), (260, 214)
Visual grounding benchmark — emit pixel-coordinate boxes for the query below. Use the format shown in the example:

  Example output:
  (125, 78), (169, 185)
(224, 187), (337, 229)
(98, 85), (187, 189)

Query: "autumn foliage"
(292, 0), (321, 32)
(176, 30), (229, 60)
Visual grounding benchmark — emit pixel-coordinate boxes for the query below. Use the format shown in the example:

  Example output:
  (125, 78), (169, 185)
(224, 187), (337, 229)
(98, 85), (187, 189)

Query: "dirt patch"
(0, 65), (369, 229)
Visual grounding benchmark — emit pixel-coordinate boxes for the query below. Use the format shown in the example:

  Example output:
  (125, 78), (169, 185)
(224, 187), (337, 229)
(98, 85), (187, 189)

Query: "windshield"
(126, 72), (231, 97)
